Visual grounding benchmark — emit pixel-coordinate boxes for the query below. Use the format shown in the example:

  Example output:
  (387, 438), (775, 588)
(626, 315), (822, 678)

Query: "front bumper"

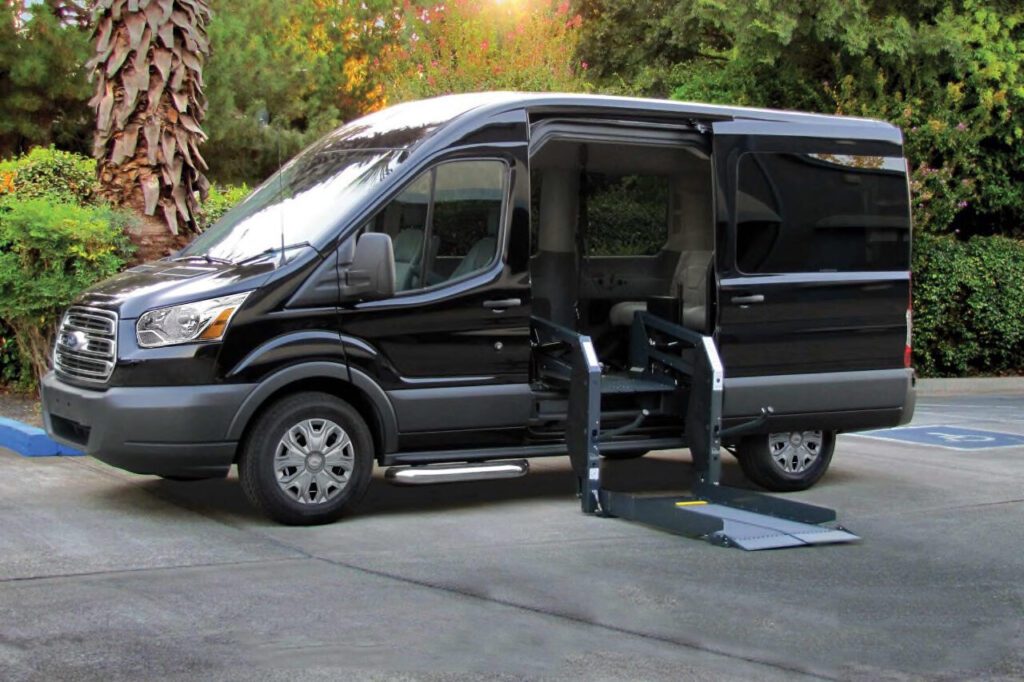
(41, 372), (255, 478)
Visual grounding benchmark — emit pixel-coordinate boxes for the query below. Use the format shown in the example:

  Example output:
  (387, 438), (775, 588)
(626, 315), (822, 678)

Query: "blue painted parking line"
(0, 417), (83, 457)
(850, 425), (1024, 451)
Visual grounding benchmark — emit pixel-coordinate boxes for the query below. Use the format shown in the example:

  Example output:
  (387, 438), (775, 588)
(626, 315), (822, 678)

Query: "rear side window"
(735, 153), (910, 273)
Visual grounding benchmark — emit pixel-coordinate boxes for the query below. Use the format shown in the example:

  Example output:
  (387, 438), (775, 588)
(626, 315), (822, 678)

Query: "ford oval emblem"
(61, 330), (89, 351)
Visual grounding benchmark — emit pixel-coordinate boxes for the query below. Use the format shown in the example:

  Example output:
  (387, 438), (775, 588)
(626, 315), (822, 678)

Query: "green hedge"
(913, 234), (1024, 377)
(0, 197), (134, 388)
(0, 146), (98, 206)
(0, 147), (133, 390)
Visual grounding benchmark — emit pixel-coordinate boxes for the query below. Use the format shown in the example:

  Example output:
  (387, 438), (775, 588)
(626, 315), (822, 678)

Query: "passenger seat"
(607, 250), (713, 332)
(450, 236), (496, 280)
(609, 301), (647, 326)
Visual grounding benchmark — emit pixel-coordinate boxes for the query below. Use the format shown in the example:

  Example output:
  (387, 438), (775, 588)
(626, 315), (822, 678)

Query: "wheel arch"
(227, 362), (398, 462)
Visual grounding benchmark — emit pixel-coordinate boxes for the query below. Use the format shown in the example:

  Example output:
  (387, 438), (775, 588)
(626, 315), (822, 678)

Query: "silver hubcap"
(275, 418), (354, 504)
(767, 431), (824, 475)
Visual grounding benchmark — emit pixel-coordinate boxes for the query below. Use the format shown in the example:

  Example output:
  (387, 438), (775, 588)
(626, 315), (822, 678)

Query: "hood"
(76, 257), (281, 320)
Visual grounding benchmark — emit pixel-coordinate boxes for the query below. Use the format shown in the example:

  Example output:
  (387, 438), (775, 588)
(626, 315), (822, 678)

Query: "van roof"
(366, 91), (902, 142)
(326, 92), (903, 154)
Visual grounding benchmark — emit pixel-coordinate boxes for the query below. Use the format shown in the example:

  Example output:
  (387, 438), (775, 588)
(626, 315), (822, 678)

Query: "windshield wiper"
(171, 254), (234, 265)
(234, 242), (314, 266)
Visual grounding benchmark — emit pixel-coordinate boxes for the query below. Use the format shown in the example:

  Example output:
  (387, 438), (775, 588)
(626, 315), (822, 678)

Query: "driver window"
(365, 159), (506, 292)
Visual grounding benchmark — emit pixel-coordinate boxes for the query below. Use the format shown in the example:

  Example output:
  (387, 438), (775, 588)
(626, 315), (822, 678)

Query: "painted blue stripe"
(853, 425), (1024, 451)
(0, 417), (83, 457)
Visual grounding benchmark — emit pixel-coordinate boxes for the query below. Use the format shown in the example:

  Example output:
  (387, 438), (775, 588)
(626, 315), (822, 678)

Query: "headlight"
(136, 292), (250, 348)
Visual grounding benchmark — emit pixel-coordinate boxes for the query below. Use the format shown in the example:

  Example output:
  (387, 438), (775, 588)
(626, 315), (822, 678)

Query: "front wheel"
(238, 391), (374, 525)
(736, 430), (835, 492)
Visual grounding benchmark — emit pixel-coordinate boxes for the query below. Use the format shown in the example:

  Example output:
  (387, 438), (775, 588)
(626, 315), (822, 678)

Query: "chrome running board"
(385, 459), (529, 486)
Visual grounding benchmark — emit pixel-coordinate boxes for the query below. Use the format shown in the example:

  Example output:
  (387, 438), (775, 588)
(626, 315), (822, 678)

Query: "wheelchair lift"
(533, 313), (859, 550)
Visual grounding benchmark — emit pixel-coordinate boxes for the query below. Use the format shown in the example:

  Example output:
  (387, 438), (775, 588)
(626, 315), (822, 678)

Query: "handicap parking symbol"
(852, 425), (1024, 451)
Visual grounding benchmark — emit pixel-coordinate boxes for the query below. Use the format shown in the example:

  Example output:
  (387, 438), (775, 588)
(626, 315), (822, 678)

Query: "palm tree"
(88, 0), (211, 256)
(44, 0), (91, 28)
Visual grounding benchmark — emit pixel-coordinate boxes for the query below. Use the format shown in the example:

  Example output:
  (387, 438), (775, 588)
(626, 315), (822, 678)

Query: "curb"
(916, 377), (1024, 397)
(0, 417), (82, 457)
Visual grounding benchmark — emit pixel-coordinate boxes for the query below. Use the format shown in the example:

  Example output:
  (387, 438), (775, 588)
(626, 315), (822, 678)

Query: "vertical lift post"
(533, 313), (859, 550)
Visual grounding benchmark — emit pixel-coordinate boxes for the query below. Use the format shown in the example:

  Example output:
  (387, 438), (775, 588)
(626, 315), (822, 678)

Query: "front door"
(339, 149), (533, 449)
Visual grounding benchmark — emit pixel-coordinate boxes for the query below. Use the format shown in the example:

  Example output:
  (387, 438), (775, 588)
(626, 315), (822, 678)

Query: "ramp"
(599, 491), (859, 550)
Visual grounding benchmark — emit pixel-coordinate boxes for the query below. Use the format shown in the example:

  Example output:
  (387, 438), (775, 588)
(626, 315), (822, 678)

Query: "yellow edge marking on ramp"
(675, 500), (708, 507)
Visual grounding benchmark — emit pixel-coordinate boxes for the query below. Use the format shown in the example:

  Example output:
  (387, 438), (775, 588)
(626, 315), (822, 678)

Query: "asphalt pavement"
(1, 385), (1022, 681)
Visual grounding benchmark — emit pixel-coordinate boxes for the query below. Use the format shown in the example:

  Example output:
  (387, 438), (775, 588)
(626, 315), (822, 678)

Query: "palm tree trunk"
(88, 0), (211, 258)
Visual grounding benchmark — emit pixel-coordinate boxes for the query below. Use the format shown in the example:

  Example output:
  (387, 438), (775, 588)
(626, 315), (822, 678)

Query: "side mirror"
(341, 233), (395, 301)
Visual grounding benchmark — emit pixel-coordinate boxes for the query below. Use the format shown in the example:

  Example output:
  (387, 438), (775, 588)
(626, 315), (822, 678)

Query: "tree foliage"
(379, 0), (586, 103)
(578, 0), (1024, 238)
(0, 3), (93, 157)
(202, 0), (392, 184)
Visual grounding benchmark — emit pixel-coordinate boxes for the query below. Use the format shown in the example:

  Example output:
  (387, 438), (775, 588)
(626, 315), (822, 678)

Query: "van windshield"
(180, 94), (503, 264)
(181, 147), (405, 264)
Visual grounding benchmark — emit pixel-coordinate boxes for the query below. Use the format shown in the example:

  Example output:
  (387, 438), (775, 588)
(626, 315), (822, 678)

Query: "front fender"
(227, 330), (348, 379)
(225, 361), (398, 453)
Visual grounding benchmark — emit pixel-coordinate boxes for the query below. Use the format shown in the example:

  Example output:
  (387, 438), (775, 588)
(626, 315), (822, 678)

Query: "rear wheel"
(238, 392), (374, 525)
(736, 430), (835, 492)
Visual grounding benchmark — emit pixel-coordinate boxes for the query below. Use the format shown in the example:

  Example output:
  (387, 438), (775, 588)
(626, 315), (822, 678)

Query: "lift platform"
(532, 313), (859, 550)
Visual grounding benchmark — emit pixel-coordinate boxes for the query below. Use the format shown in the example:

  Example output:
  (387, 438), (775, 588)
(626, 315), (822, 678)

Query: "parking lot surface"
(1, 388), (1023, 681)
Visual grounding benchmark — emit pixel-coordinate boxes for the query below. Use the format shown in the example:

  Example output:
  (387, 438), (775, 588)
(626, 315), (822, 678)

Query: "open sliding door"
(711, 119), (914, 425)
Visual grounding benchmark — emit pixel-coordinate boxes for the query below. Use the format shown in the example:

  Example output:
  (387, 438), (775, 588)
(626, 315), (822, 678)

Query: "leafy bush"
(0, 321), (22, 386)
(0, 146), (99, 206)
(197, 183), (251, 231)
(913, 234), (1024, 376)
(0, 196), (134, 389)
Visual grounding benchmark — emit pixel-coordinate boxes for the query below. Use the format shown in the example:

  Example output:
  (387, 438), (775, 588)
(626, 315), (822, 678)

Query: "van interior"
(528, 133), (714, 433)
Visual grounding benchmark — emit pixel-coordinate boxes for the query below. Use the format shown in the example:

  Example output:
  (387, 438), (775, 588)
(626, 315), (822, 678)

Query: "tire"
(736, 430), (835, 492)
(238, 391), (374, 525)
(601, 449), (648, 460)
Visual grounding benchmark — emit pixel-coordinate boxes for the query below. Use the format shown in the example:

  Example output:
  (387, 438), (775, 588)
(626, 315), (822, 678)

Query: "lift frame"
(532, 312), (859, 550)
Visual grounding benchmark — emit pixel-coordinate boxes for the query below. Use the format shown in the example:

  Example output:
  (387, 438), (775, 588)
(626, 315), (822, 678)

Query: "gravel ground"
(0, 388), (41, 427)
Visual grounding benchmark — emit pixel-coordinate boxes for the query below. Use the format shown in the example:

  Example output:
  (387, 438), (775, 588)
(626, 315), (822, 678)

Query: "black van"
(42, 92), (915, 525)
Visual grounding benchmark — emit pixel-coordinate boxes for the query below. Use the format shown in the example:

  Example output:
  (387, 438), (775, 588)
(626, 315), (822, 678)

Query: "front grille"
(54, 306), (118, 384)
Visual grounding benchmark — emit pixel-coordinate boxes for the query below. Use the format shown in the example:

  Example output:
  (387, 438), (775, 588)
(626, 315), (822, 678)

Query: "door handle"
(731, 294), (765, 304)
(483, 298), (521, 310)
